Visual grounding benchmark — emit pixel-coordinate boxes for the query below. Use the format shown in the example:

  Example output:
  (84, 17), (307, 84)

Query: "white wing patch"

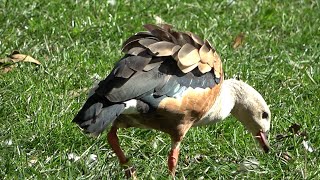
(123, 99), (139, 114)
(172, 86), (187, 99)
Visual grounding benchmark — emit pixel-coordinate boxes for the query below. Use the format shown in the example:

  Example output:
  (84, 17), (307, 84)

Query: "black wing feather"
(95, 55), (166, 102)
(95, 55), (217, 108)
(125, 53), (152, 71)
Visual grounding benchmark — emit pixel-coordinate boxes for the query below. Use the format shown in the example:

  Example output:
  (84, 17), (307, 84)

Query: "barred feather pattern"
(121, 24), (222, 78)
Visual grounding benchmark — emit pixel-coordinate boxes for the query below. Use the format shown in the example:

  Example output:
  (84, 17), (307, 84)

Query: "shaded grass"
(1, 0), (319, 179)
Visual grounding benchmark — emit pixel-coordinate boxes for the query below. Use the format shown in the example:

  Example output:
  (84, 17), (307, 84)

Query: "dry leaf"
(8, 51), (41, 65)
(275, 134), (289, 141)
(0, 64), (17, 73)
(1, 51), (41, 73)
(0, 58), (13, 64)
(289, 123), (301, 134)
(193, 154), (207, 163)
(28, 157), (38, 167)
(232, 33), (245, 49)
(238, 158), (259, 171)
(281, 152), (292, 162)
(70, 87), (89, 98)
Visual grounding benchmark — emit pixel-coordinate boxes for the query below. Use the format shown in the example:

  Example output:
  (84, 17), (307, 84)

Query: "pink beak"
(256, 130), (270, 153)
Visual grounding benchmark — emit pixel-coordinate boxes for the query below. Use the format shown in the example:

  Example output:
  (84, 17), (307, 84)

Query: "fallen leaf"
(299, 131), (307, 137)
(0, 58), (13, 64)
(289, 123), (301, 134)
(288, 60), (304, 69)
(1, 51), (41, 73)
(275, 134), (287, 140)
(194, 154), (207, 163)
(28, 157), (38, 166)
(288, 123), (307, 137)
(0, 64), (17, 73)
(238, 158), (259, 171)
(67, 87), (89, 98)
(8, 51), (41, 65)
(280, 152), (292, 162)
(232, 33), (245, 49)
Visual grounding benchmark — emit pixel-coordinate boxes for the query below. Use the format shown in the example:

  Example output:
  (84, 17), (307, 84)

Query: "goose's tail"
(73, 93), (125, 136)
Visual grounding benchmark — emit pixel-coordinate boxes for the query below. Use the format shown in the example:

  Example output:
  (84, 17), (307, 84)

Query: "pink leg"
(107, 126), (136, 178)
(168, 147), (180, 176)
(168, 141), (181, 176)
(167, 124), (192, 177)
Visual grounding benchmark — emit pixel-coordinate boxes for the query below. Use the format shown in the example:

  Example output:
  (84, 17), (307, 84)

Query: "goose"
(73, 24), (271, 178)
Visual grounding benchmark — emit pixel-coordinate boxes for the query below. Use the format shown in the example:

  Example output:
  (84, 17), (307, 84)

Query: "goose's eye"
(262, 112), (269, 119)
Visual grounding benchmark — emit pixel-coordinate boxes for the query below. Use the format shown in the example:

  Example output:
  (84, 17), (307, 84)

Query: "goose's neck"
(194, 79), (242, 126)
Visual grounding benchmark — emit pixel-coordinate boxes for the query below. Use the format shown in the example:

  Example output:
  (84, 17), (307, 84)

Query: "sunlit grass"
(1, 0), (319, 179)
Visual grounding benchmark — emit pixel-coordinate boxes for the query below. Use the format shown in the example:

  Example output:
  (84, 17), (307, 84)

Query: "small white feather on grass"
(4, 139), (13, 146)
(68, 153), (81, 162)
(302, 140), (314, 153)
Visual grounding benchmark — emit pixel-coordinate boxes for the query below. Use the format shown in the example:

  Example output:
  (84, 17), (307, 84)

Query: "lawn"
(1, 0), (319, 179)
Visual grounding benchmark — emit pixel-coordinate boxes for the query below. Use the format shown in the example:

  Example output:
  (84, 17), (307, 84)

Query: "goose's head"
(226, 79), (271, 152)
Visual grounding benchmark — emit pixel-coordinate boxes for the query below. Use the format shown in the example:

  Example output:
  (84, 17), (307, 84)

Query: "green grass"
(1, 0), (319, 179)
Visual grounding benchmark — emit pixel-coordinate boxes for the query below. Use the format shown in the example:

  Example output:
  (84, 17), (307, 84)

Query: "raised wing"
(73, 24), (224, 135)
(122, 24), (223, 79)
(96, 23), (223, 101)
